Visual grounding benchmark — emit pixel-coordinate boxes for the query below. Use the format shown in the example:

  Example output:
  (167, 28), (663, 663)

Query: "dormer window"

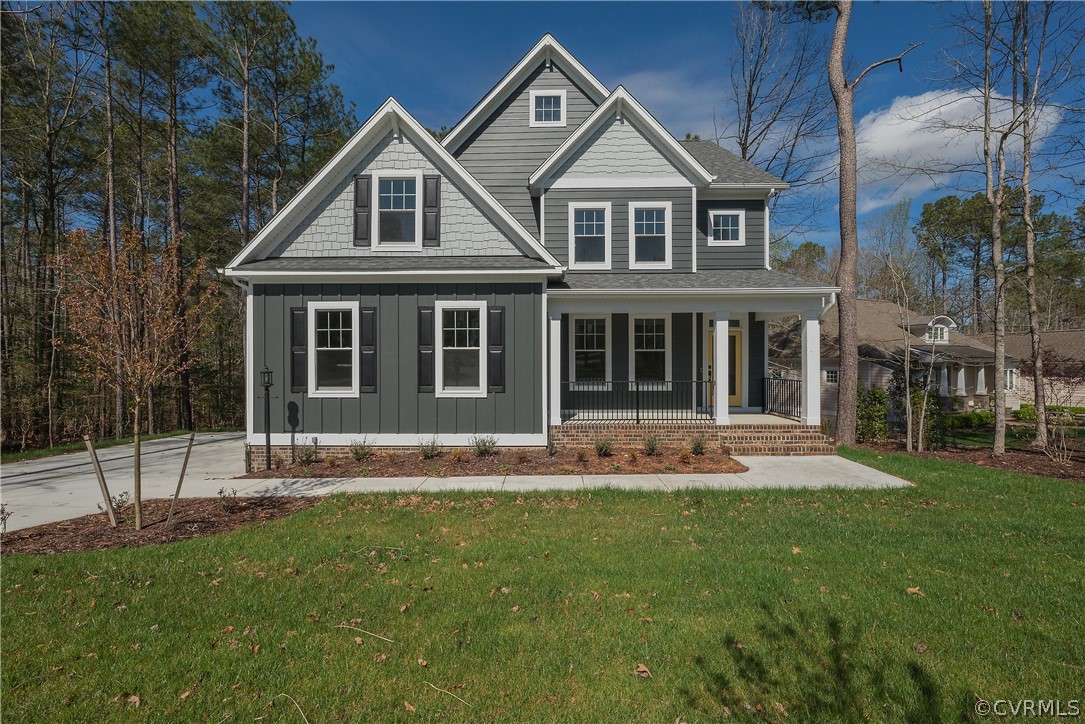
(530, 90), (566, 127)
(927, 324), (948, 343)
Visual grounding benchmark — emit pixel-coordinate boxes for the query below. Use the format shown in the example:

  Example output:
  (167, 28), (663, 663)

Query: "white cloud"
(613, 68), (720, 140)
(854, 89), (1061, 214)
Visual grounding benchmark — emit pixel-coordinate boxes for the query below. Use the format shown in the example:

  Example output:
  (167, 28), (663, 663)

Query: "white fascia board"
(547, 286), (841, 297)
(707, 182), (791, 191)
(529, 86), (714, 189)
(226, 98), (563, 271)
(224, 269), (558, 284)
(442, 34), (610, 153)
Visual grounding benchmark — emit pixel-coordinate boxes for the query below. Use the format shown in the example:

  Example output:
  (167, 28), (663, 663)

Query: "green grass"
(3, 449), (1083, 721)
(1, 430), (193, 464)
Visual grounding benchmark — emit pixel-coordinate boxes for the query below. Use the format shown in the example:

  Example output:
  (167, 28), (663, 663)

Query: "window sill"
(628, 262), (672, 271)
(435, 388), (487, 399)
(706, 240), (745, 247)
(373, 242), (423, 251)
(309, 389), (358, 398)
(568, 263), (611, 271)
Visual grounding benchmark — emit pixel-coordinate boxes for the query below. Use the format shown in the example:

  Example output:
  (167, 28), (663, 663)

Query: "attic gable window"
(927, 324), (948, 343)
(530, 90), (566, 128)
(372, 171), (424, 248)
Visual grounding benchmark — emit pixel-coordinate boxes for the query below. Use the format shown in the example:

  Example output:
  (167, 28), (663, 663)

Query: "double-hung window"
(570, 315), (610, 388)
(927, 325), (947, 343)
(435, 301), (487, 397)
(308, 301), (359, 397)
(568, 202), (610, 270)
(631, 315), (671, 386)
(529, 90), (566, 127)
(708, 209), (745, 246)
(375, 173), (422, 247)
(629, 202), (671, 269)
(1004, 368), (1017, 392)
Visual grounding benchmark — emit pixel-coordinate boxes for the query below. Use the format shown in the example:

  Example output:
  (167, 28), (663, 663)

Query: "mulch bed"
(858, 442), (1085, 483)
(1, 497), (318, 556)
(241, 446), (749, 479)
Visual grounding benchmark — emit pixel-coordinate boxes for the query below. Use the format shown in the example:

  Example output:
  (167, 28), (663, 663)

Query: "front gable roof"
(226, 98), (561, 271)
(442, 34), (610, 154)
(528, 86), (715, 190)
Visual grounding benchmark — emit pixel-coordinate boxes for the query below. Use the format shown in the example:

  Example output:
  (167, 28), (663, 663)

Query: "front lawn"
(3, 449), (1082, 721)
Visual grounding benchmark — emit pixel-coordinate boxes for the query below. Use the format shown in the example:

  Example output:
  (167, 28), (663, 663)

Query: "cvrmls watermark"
(975, 699), (1080, 717)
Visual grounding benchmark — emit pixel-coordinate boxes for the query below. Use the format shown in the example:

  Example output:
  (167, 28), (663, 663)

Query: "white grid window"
(633, 317), (667, 382)
(825, 369), (839, 384)
(634, 207), (667, 264)
(534, 94), (562, 124)
(573, 318), (607, 382)
(574, 208), (607, 264)
(378, 177), (416, 243)
(928, 325), (947, 342)
(441, 308), (482, 391)
(314, 309), (353, 391)
(711, 213), (742, 244)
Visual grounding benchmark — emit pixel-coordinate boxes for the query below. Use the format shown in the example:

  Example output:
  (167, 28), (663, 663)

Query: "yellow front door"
(706, 326), (743, 408)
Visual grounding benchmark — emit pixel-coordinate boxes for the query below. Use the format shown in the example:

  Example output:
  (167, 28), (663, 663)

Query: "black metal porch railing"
(560, 380), (714, 423)
(763, 377), (802, 420)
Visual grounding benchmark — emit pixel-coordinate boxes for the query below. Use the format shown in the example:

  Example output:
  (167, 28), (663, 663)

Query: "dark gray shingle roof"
(238, 256), (556, 272)
(680, 140), (786, 185)
(550, 269), (835, 292)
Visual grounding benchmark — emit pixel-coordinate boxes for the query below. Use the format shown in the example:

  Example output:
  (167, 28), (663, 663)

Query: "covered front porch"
(546, 284), (835, 429)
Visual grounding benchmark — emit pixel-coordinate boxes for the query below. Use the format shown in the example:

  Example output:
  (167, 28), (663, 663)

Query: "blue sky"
(290, 1), (1079, 246)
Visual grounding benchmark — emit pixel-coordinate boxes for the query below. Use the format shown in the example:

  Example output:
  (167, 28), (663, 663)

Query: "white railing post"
(800, 309), (821, 426)
(714, 311), (730, 425)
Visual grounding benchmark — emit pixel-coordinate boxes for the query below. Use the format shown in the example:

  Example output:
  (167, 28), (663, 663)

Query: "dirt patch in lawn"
(859, 442), (1084, 483)
(0, 497), (318, 556)
(241, 446), (748, 479)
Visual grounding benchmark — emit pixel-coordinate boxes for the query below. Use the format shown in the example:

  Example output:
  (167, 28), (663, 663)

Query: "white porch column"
(713, 311), (730, 425)
(548, 311), (562, 426)
(955, 365), (967, 397)
(976, 366), (987, 394)
(800, 309), (821, 426)
(939, 364), (949, 396)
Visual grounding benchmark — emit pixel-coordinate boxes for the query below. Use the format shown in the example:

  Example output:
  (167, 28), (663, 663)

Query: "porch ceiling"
(549, 268), (836, 293)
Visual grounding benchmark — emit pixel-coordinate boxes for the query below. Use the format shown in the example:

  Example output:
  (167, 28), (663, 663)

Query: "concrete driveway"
(1, 432), (246, 532)
(1, 433), (909, 534)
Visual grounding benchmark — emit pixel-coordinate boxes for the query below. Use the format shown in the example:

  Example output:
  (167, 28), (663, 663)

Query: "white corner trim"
(529, 89), (567, 128)
(529, 85), (714, 189)
(628, 200), (672, 270)
(250, 432), (548, 447)
(434, 299), (488, 399)
(245, 286), (254, 438)
(307, 300), (361, 398)
(568, 313), (613, 387)
(371, 170), (424, 251)
(443, 34), (609, 152)
(225, 98), (562, 271)
(628, 312), (673, 385)
(567, 201), (612, 271)
(764, 195), (772, 269)
(691, 186), (698, 273)
(707, 208), (746, 247)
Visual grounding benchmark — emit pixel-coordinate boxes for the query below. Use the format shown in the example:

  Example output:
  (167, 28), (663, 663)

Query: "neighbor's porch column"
(800, 309), (821, 426)
(955, 364), (967, 397)
(548, 311), (562, 426)
(939, 363), (949, 396)
(713, 311), (730, 425)
(976, 366), (987, 394)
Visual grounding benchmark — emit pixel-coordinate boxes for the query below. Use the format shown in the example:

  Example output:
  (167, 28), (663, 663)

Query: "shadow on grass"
(680, 601), (974, 721)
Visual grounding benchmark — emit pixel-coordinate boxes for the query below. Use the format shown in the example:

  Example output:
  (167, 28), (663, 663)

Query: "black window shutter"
(487, 306), (505, 393)
(422, 175), (441, 247)
(290, 308), (307, 392)
(353, 174), (371, 246)
(359, 307), (377, 393)
(418, 307), (435, 392)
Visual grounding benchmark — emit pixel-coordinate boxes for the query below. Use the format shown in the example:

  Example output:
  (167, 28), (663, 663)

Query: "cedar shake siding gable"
(549, 115), (688, 181)
(268, 131), (524, 259)
(453, 61), (599, 238)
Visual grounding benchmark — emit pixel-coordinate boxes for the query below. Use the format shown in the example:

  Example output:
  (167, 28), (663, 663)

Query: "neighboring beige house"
(996, 330), (1085, 408)
(772, 299), (1022, 420)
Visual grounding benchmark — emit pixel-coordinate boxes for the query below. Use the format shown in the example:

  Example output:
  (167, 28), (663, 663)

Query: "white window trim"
(434, 300), (488, 399)
(707, 208), (746, 247)
(629, 313), (672, 389)
(824, 368), (839, 384)
(568, 313), (612, 390)
(371, 170), (425, 251)
(1005, 368), (1017, 392)
(307, 300), (360, 398)
(628, 201), (672, 270)
(926, 324), (948, 344)
(529, 89), (567, 128)
(568, 201), (611, 271)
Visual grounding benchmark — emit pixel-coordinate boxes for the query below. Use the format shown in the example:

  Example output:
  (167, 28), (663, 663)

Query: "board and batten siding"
(267, 131), (524, 259)
(453, 62), (599, 238)
(252, 283), (543, 437)
(695, 198), (768, 269)
(543, 188), (693, 272)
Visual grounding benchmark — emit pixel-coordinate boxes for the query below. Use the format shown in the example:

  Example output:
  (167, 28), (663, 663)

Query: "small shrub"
(856, 386), (890, 443)
(689, 434), (708, 456)
(471, 435), (498, 458)
(662, 464), (676, 473)
(546, 439), (557, 457)
(450, 449), (467, 464)
(515, 450), (531, 465)
(677, 450), (691, 464)
(217, 486), (240, 514)
(628, 450), (639, 465)
(610, 463), (623, 472)
(576, 448), (588, 464)
(594, 438), (614, 457)
(349, 438), (375, 462)
(642, 434), (661, 456)
(559, 466), (576, 474)
(358, 467), (371, 477)
(947, 411), (996, 430)
(426, 465), (442, 477)
(1013, 404), (1037, 422)
(295, 440), (319, 466)
(98, 491), (131, 522)
(498, 464), (512, 472)
(324, 455), (337, 467)
(419, 436), (441, 460)
(0, 503), (10, 534)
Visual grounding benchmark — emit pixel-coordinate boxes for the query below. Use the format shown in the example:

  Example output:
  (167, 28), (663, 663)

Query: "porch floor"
(561, 412), (802, 426)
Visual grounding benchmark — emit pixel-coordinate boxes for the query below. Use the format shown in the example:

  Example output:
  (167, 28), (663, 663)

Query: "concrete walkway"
(1, 432), (909, 533)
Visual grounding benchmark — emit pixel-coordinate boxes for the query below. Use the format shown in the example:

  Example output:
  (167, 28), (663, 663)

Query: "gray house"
(224, 35), (838, 459)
